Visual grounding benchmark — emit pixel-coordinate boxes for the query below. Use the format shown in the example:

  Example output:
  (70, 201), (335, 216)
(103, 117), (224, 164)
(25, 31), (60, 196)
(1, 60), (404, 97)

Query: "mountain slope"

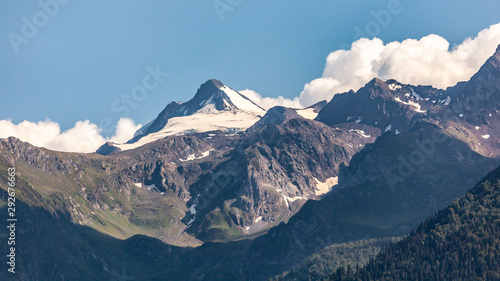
(433, 44), (500, 158)
(242, 122), (498, 280)
(272, 237), (401, 281)
(185, 118), (377, 241)
(0, 136), (230, 247)
(328, 164), (500, 281)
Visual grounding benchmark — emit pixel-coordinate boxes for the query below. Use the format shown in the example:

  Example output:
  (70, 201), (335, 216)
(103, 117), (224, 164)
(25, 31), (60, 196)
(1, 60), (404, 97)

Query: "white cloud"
(239, 89), (303, 110)
(299, 22), (500, 106)
(0, 118), (141, 153)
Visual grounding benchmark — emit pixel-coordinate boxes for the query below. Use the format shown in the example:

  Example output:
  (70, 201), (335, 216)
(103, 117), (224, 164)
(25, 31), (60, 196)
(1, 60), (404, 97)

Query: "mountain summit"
(188, 79), (265, 113)
(103, 79), (266, 152)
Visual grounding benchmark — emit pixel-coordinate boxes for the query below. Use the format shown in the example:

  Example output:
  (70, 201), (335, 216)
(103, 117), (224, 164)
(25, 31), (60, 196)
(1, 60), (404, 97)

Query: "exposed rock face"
(186, 118), (377, 241)
(246, 106), (303, 133)
(308, 100), (328, 112)
(243, 122), (499, 280)
(96, 141), (121, 155)
(315, 78), (444, 133)
(432, 45), (500, 157)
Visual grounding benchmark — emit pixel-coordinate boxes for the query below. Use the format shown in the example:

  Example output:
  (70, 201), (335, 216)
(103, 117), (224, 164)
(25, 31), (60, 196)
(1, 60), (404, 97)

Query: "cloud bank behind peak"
(298, 22), (500, 106)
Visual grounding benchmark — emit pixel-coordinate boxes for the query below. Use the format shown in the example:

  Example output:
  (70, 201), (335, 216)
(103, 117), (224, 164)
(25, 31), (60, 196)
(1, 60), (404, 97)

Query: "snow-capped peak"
(105, 79), (266, 152)
(215, 83), (265, 114)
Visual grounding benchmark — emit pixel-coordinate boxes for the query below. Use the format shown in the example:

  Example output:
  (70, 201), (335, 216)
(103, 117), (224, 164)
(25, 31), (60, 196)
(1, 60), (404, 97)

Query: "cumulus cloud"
(0, 118), (141, 153)
(239, 89), (304, 109)
(299, 22), (500, 106)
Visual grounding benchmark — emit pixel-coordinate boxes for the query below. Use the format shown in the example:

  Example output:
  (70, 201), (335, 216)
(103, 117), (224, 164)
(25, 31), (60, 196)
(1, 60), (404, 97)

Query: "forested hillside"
(328, 165), (500, 281)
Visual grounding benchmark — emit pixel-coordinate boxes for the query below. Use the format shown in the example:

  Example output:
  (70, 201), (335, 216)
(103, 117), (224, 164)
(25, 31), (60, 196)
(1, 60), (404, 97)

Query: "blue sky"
(2, 0), (500, 136)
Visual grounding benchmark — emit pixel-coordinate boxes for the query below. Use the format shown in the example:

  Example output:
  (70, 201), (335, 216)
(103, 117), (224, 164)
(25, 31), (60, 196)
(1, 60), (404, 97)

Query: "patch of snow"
(349, 129), (371, 138)
(410, 87), (422, 100)
(394, 97), (426, 113)
(146, 184), (161, 193)
(314, 177), (338, 196)
(200, 97), (214, 107)
(218, 85), (265, 114)
(179, 149), (214, 162)
(482, 135), (490, 139)
(395, 129), (401, 135)
(254, 216), (262, 223)
(295, 108), (318, 119)
(283, 196), (289, 207)
(282, 194), (307, 207)
(133, 119), (155, 137)
(187, 197), (199, 225)
(444, 96), (451, 105)
(115, 110), (261, 151)
(347, 116), (355, 121)
(440, 96), (451, 105)
(134, 183), (142, 188)
(355, 118), (362, 124)
(196, 103), (220, 114)
(475, 126), (480, 130)
(385, 124), (392, 132)
(388, 83), (402, 91)
(459, 114), (464, 117)
(245, 226), (250, 231)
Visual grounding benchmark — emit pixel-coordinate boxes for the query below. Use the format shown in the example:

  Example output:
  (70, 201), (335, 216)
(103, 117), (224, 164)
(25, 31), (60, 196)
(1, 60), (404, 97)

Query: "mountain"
(316, 45), (500, 159)
(0, 118), (377, 245)
(186, 118), (377, 241)
(237, 47), (500, 279)
(247, 100), (327, 133)
(433, 44), (500, 158)
(2, 45), (500, 281)
(99, 79), (266, 154)
(242, 121), (498, 280)
(315, 78), (445, 133)
(454, 44), (500, 126)
(327, 164), (500, 281)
